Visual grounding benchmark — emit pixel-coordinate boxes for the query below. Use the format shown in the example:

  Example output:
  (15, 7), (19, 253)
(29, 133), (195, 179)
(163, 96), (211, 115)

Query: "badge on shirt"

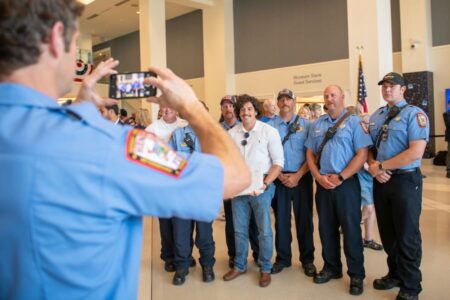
(395, 116), (401, 121)
(126, 129), (187, 177)
(339, 124), (346, 129)
(296, 126), (303, 133)
(416, 113), (427, 128)
(359, 121), (369, 134)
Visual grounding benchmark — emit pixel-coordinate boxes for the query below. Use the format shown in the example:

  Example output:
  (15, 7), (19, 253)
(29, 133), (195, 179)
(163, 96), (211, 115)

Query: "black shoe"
(271, 262), (289, 274)
(164, 261), (175, 272)
(190, 258), (196, 268)
(202, 266), (215, 282)
(228, 257), (234, 268)
(373, 274), (400, 290)
(363, 239), (383, 251)
(396, 291), (418, 300)
(303, 263), (317, 277)
(172, 268), (189, 286)
(313, 270), (343, 284)
(350, 277), (364, 295)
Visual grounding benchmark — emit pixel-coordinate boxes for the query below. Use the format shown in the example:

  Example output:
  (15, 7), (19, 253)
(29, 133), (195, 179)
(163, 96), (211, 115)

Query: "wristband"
(378, 162), (384, 171)
(337, 173), (345, 182)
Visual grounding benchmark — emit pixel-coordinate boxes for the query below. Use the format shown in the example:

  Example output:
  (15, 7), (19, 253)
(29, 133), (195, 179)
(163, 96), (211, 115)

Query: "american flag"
(357, 54), (368, 113)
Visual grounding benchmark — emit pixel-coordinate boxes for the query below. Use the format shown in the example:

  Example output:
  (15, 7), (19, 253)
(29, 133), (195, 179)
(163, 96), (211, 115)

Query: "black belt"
(389, 167), (419, 175)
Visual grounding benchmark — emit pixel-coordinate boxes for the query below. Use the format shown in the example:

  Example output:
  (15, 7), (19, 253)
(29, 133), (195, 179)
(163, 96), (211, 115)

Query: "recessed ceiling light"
(136, 11), (140, 14)
(78, 0), (96, 5)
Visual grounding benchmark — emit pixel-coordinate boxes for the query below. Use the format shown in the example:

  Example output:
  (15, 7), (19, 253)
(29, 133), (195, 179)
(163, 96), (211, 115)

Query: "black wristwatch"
(337, 173), (345, 182)
(378, 162), (384, 171)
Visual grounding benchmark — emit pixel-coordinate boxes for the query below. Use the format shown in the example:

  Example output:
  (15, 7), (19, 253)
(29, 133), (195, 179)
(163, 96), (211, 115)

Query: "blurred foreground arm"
(146, 67), (251, 199)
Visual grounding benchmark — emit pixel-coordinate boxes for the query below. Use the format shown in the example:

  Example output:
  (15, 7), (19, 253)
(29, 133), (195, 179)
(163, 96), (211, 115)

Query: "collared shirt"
(0, 83), (224, 299)
(169, 125), (201, 154)
(145, 117), (187, 143)
(221, 119), (240, 131)
(305, 110), (373, 174)
(268, 115), (310, 172)
(260, 115), (277, 123)
(369, 99), (429, 169)
(228, 120), (284, 174)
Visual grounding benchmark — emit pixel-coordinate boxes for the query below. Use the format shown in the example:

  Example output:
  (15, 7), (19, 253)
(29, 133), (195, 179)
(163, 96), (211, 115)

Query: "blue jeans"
(232, 184), (275, 273)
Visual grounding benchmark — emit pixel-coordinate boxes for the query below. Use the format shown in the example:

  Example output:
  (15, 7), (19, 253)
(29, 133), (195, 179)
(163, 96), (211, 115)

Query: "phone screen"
(109, 72), (157, 99)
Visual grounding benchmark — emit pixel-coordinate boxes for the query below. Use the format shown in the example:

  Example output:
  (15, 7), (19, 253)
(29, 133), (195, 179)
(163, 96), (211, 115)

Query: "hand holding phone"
(109, 71), (157, 99)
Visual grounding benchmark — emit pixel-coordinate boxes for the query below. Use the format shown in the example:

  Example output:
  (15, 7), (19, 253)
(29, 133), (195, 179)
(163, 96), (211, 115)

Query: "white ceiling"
(79, 0), (197, 45)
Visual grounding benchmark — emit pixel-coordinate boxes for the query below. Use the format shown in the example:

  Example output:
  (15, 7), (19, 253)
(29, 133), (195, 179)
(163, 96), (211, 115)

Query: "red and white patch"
(126, 129), (187, 177)
(416, 113), (427, 128)
(360, 121), (369, 134)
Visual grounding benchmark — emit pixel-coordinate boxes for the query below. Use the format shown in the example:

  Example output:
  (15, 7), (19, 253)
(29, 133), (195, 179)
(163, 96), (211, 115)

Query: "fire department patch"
(126, 129), (187, 177)
(360, 121), (369, 134)
(416, 113), (427, 128)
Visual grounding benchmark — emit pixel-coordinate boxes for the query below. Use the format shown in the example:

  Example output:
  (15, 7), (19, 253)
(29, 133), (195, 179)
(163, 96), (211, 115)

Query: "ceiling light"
(136, 11), (140, 14)
(78, 0), (96, 5)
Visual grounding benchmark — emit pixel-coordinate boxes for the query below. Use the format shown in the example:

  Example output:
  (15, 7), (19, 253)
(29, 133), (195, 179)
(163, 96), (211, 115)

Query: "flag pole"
(355, 46), (363, 110)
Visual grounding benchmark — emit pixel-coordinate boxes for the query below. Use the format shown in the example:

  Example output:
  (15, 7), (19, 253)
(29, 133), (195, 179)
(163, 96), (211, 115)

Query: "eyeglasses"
(241, 132), (250, 146)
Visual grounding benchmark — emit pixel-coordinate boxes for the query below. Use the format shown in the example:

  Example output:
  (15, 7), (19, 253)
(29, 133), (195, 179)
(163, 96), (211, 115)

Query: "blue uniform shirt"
(0, 83), (224, 299)
(305, 110), (373, 174)
(169, 125), (201, 154)
(221, 120), (240, 131)
(369, 100), (429, 169)
(260, 115), (276, 123)
(268, 115), (310, 172)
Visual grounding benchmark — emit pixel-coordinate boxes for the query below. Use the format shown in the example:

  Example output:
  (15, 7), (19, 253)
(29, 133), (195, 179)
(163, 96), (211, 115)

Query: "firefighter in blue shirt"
(305, 85), (372, 296)
(0, 1), (250, 299)
(268, 89), (316, 277)
(368, 72), (429, 300)
(168, 104), (216, 286)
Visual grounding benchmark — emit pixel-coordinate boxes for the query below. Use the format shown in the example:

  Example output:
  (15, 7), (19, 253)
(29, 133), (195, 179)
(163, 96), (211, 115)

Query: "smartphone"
(109, 71), (157, 99)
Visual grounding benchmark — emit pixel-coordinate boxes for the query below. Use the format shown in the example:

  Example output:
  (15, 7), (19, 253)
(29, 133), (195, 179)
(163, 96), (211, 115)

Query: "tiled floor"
(139, 161), (450, 300)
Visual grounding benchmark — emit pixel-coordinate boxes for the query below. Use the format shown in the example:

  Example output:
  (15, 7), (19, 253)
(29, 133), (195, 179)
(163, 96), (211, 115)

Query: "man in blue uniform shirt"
(306, 85), (372, 296)
(0, 1), (250, 299)
(168, 103), (216, 285)
(368, 72), (429, 300)
(268, 89), (316, 277)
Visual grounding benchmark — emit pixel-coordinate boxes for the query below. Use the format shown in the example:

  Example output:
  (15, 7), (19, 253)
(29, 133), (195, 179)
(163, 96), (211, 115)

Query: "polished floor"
(138, 161), (450, 300)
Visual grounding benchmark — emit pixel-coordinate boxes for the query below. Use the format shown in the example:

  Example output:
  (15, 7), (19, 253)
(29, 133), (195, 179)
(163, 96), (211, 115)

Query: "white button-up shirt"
(229, 120), (284, 174)
(145, 117), (187, 143)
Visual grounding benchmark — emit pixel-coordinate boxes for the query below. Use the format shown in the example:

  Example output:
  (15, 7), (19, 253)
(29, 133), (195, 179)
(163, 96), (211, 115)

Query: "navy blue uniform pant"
(374, 170), (422, 296)
(159, 218), (174, 263)
(224, 199), (259, 261)
(315, 175), (365, 279)
(272, 172), (315, 266)
(172, 218), (215, 269)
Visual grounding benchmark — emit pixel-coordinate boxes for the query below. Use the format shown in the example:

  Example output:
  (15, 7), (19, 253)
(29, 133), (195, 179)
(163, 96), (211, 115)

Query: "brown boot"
(223, 268), (246, 281)
(259, 272), (271, 287)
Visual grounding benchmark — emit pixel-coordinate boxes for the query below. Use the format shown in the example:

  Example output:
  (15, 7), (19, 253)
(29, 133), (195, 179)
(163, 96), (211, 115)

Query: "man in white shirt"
(145, 104), (188, 272)
(145, 105), (186, 143)
(223, 94), (284, 287)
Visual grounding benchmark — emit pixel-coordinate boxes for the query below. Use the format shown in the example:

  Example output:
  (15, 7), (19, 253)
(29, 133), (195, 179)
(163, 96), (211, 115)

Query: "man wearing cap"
(368, 72), (429, 300)
(306, 85), (372, 296)
(220, 95), (260, 268)
(268, 89), (316, 277)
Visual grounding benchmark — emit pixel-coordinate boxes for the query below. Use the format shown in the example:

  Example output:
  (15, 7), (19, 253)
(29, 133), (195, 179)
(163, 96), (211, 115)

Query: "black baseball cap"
(378, 72), (406, 86)
(220, 95), (236, 106)
(277, 88), (294, 100)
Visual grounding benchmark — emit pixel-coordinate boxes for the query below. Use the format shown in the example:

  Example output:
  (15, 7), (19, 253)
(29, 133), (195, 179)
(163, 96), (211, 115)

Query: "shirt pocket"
(334, 125), (353, 141)
(389, 120), (407, 139)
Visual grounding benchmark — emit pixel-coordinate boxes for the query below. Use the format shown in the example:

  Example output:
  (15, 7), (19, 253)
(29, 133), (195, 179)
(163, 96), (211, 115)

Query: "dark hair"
(120, 108), (128, 117)
(106, 104), (119, 116)
(0, 0), (84, 77)
(235, 94), (261, 121)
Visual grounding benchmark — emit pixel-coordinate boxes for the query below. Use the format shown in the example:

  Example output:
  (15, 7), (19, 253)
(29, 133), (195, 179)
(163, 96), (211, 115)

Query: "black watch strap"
(338, 173), (345, 182)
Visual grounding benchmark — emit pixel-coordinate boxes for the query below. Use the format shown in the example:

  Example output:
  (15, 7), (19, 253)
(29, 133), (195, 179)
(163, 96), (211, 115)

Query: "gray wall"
(431, 0), (450, 46)
(233, 0), (349, 74)
(93, 31), (141, 73)
(166, 10), (204, 79)
(391, 0), (402, 52)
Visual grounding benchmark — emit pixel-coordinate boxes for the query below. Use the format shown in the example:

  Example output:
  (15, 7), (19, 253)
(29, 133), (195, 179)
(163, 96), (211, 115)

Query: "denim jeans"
(232, 184), (275, 273)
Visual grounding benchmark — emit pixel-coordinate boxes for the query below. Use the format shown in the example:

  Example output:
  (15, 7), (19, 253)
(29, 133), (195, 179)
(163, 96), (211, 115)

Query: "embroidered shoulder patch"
(126, 129), (187, 177)
(360, 121), (369, 134)
(416, 113), (427, 128)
